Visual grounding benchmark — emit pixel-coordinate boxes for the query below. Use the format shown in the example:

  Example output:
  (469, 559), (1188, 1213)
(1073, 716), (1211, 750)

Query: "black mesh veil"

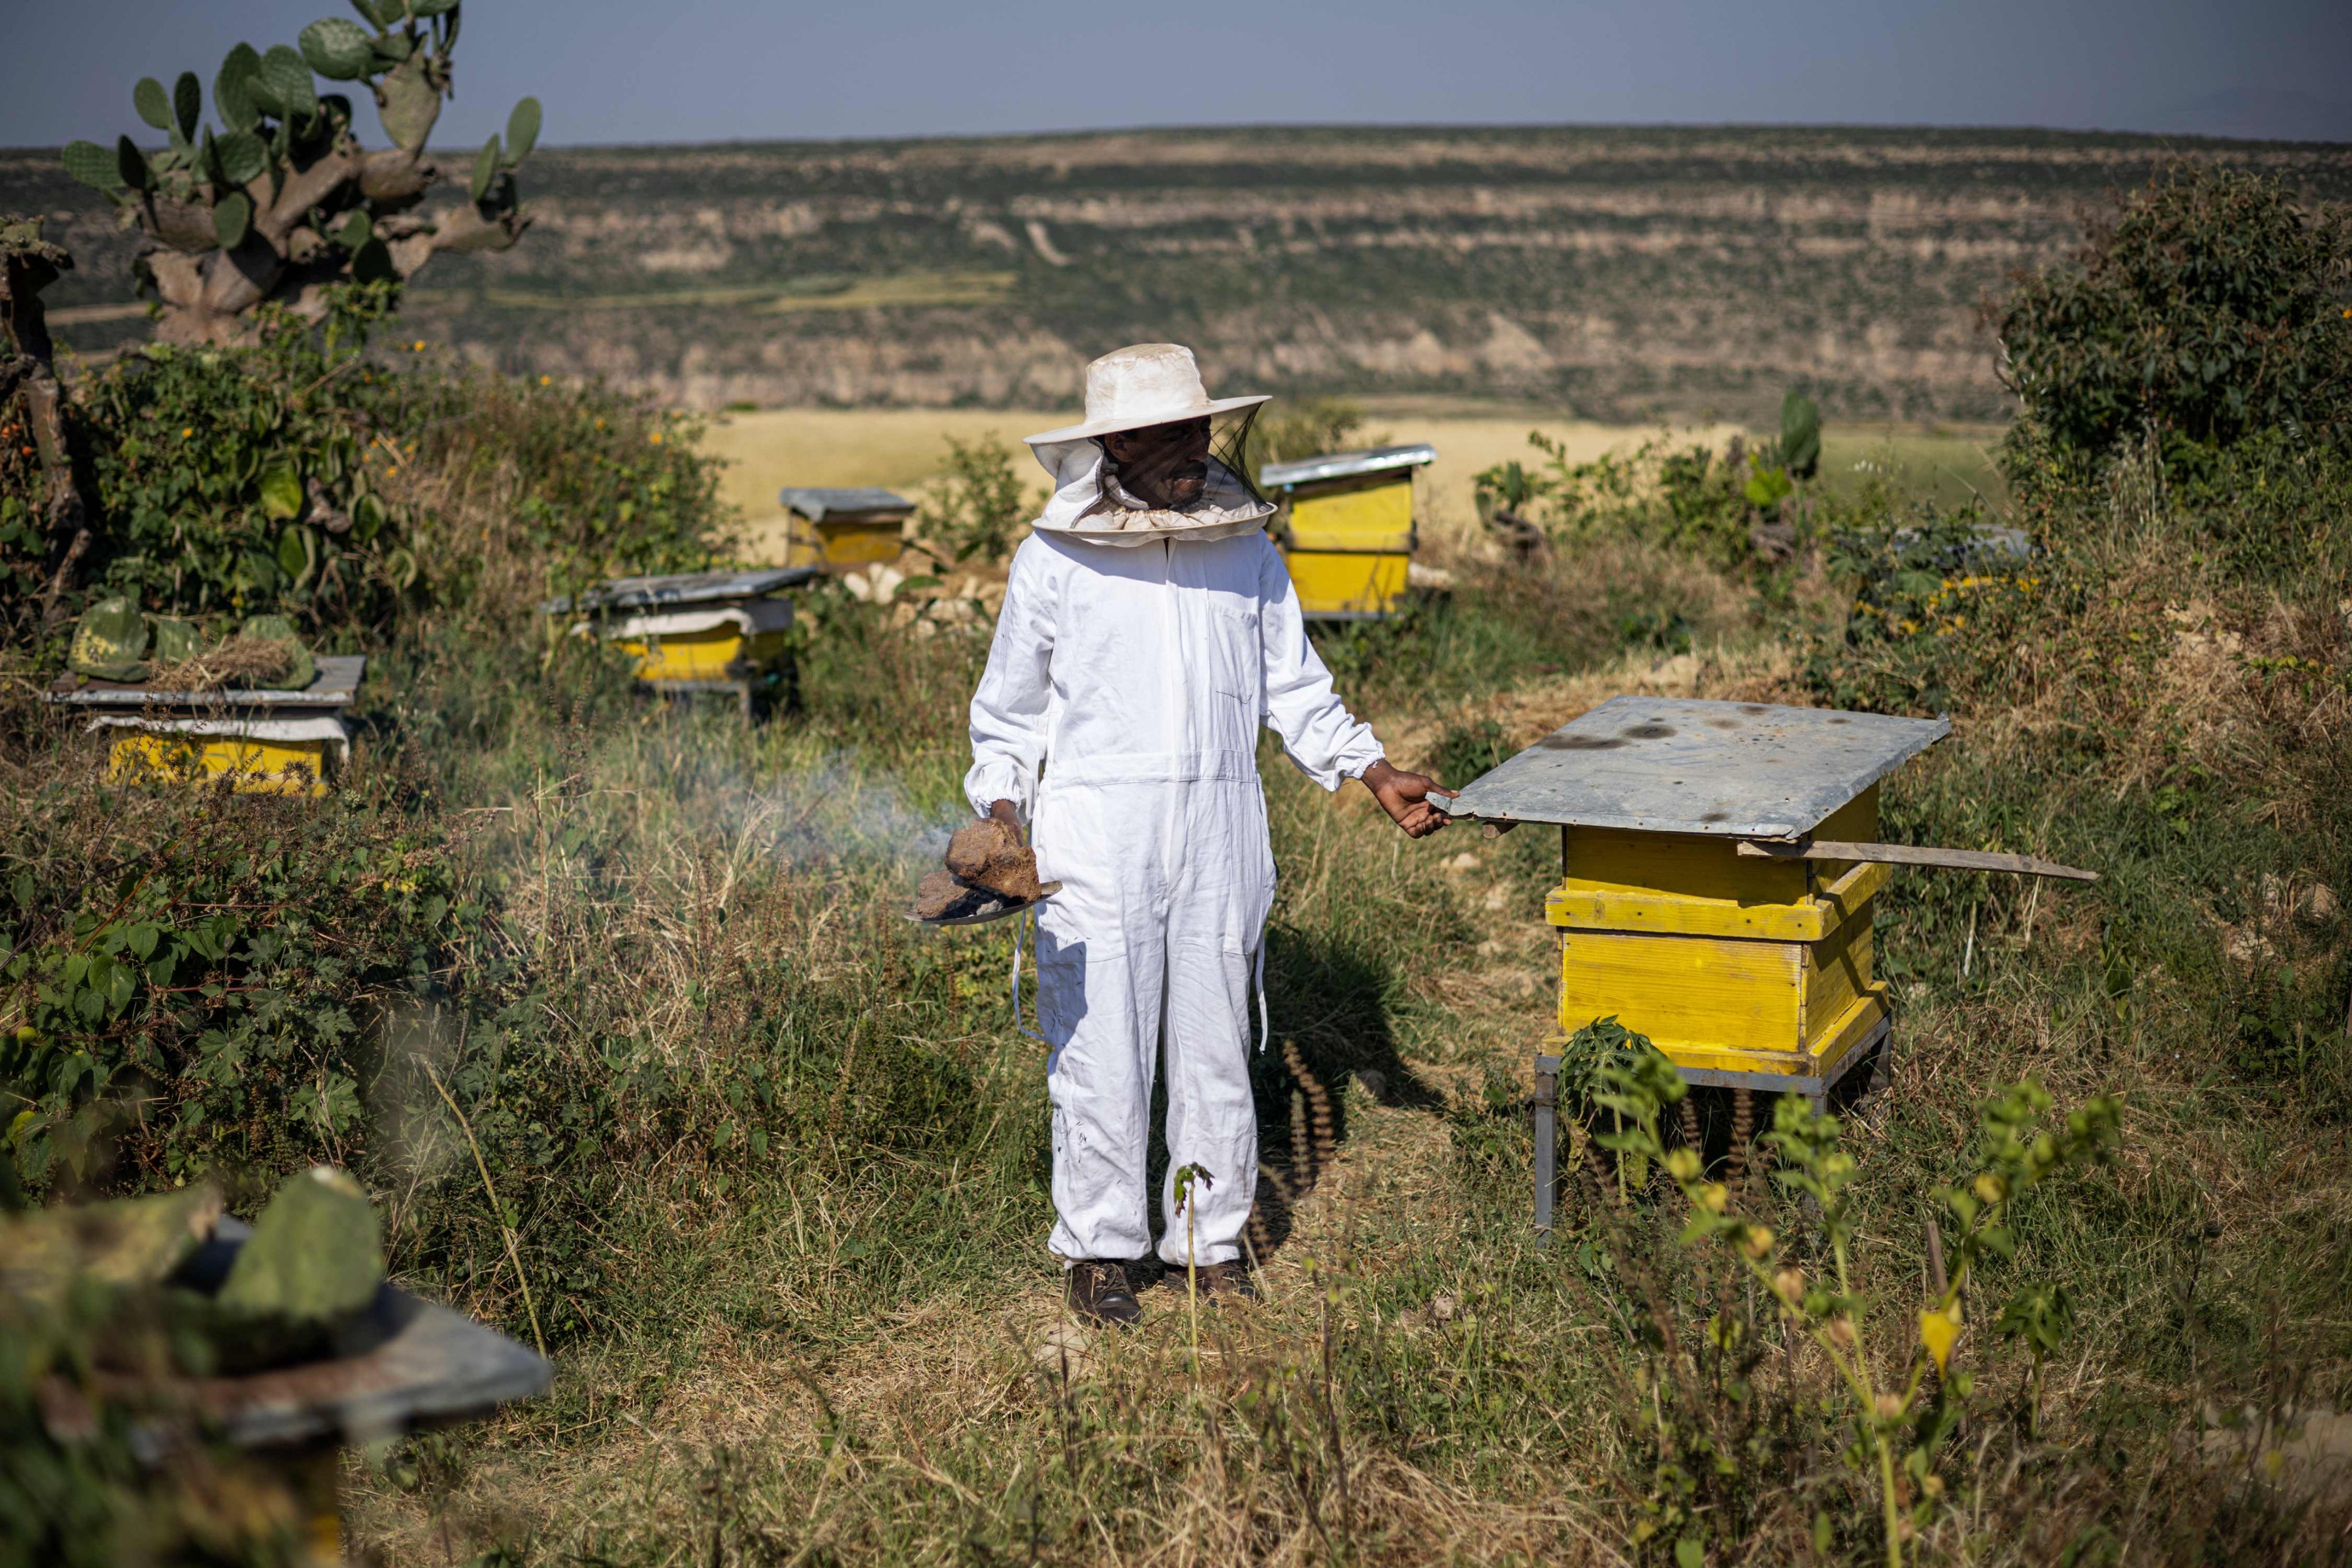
(1208, 403), (1268, 508)
(1089, 404), (1270, 513)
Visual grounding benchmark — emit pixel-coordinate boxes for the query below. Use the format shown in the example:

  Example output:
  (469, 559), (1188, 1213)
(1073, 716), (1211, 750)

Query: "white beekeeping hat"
(1021, 343), (1270, 445)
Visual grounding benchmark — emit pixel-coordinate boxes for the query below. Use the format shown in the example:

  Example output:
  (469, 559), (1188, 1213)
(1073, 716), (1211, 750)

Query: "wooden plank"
(1547, 881), (1837, 941)
(1738, 839), (2098, 882)
(1802, 914), (1872, 1048)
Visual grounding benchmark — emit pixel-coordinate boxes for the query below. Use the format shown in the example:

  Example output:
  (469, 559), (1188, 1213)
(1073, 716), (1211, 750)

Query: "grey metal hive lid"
(778, 486), (916, 522)
(1258, 443), (1437, 490)
(44, 654), (366, 709)
(540, 566), (820, 614)
(1440, 696), (1949, 839)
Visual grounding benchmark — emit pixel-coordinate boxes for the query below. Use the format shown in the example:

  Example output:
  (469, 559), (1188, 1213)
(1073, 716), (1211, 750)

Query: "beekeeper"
(967, 343), (1450, 1326)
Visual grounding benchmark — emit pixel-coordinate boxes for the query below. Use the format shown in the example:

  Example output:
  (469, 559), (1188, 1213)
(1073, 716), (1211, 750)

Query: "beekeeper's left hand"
(1360, 759), (1454, 839)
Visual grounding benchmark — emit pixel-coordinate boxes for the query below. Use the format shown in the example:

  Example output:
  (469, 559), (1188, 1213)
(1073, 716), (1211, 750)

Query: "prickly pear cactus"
(59, 12), (543, 345)
(217, 1165), (384, 1327)
(1779, 391), (1822, 481)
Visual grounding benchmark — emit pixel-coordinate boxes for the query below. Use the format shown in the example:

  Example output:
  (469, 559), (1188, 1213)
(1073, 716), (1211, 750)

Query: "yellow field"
(696, 405), (2007, 564)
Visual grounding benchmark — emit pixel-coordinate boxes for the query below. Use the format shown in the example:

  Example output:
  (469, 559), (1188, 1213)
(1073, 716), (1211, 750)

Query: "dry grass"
(144, 634), (298, 692)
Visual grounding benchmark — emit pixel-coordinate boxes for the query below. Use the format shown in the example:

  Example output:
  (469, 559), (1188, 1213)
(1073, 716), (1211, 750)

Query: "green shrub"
(1802, 504), (2049, 715)
(914, 434), (1029, 566)
(1993, 165), (2351, 469)
(37, 288), (414, 642)
(0, 781), (466, 1196)
(1, 291), (729, 659)
(1476, 430), (1794, 576)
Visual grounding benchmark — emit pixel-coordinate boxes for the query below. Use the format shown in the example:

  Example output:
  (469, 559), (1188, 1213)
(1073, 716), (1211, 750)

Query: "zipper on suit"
(1159, 538), (1182, 898)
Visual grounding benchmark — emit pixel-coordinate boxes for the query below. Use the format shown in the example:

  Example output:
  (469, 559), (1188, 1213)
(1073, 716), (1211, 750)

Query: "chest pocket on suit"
(1202, 603), (1263, 747)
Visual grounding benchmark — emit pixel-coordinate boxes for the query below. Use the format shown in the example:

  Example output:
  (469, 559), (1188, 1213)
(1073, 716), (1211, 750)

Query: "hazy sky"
(4, 0), (2347, 149)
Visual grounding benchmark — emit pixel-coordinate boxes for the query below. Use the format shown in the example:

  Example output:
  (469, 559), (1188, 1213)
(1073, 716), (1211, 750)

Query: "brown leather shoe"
(1065, 1260), (1142, 1326)
(1164, 1259), (1259, 1303)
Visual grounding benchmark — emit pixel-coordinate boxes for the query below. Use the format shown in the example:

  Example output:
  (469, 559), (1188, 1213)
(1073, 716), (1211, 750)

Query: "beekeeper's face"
(1102, 416), (1211, 509)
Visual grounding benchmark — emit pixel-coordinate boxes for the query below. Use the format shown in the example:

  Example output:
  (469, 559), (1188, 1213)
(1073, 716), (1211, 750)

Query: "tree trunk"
(0, 218), (91, 621)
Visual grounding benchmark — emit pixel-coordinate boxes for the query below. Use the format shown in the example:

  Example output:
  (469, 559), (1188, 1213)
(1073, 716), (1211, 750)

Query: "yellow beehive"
(549, 567), (814, 720)
(1260, 445), (1435, 619)
(1437, 696), (2105, 1235)
(47, 657), (364, 797)
(778, 487), (914, 574)
(1443, 696), (1950, 1103)
(609, 620), (793, 684)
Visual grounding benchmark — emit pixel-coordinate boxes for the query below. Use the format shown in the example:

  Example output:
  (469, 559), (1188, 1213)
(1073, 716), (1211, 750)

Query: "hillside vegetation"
(2, 164), (2350, 1567)
(10, 125), (2350, 419)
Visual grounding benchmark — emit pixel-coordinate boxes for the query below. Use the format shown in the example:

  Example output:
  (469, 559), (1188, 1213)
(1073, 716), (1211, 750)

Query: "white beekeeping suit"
(967, 346), (1387, 1270)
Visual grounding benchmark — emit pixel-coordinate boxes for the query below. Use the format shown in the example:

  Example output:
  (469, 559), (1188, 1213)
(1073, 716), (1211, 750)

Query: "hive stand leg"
(1533, 1053), (1561, 1246)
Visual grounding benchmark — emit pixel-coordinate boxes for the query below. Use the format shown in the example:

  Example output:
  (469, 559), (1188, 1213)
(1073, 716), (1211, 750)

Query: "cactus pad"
(62, 140), (123, 193)
(134, 76), (173, 132)
(505, 97), (542, 163)
(374, 53), (440, 150)
(261, 45), (318, 122)
(301, 17), (379, 81)
(174, 71), (203, 138)
(215, 43), (264, 130)
(68, 596), (150, 681)
(1779, 391), (1821, 481)
(470, 136), (499, 202)
(214, 129), (267, 187)
(217, 1165), (384, 1327)
(115, 135), (151, 192)
(213, 191), (253, 249)
(0, 1184), (225, 1312)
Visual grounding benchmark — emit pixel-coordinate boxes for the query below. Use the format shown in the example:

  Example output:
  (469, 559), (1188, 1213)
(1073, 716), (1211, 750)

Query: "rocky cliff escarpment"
(11, 124), (2347, 419)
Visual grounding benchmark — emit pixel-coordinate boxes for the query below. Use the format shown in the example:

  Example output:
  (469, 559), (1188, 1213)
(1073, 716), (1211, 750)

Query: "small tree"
(918, 436), (1030, 565)
(1991, 165), (2352, 463)
(62, 3), (540, 345)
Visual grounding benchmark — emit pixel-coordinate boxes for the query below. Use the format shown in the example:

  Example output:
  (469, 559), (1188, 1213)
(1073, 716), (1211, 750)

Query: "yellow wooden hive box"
(1442, 696), (1950, 1102)
(1259, 445), (1435, 619)
(45, 656), (365, 797)
(778, 488), (914, 574)
(549, 567), (816, 720)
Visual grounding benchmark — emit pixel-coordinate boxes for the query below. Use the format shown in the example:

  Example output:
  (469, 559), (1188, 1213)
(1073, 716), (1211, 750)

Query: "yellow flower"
(1919, 1303), (1961, 1373)
(180, 427), (192, 438)
(412, 339), (424, 351)
(539, 374), (551, 385)
(648, 431), (663, 445)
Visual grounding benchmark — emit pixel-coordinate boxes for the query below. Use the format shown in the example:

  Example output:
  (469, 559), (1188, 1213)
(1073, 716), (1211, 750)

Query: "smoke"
(677, 750), (961, 875)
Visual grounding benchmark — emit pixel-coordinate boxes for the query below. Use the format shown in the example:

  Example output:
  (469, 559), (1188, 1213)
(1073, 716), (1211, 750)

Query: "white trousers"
(1030, 778), (1275, 1266)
